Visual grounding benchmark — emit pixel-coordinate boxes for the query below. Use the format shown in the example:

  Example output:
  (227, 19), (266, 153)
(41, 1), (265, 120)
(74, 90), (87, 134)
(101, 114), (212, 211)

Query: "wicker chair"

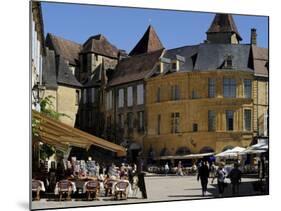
(114, 181), (129, 200)
(32, 180), (42, 201)
(85, 180), (100, 200)
(57, 180), (72, 201)
(104, 179), (115, 197)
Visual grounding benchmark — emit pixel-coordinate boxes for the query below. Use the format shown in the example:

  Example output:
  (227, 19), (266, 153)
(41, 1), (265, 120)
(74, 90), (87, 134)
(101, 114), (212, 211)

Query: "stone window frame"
(171, 112), (180, 133)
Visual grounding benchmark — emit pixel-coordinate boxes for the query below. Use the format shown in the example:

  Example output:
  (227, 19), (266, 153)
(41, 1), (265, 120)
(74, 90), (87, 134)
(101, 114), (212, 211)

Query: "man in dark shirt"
(228, 163), (242, 195)
(197, 161), (210, 196)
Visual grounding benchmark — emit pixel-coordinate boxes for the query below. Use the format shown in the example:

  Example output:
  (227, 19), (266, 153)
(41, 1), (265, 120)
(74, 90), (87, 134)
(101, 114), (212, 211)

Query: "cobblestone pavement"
(32, 176), (264, 210)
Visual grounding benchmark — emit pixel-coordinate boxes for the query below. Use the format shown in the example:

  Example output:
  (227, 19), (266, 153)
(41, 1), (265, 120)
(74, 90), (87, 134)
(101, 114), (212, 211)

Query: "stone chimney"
(251, 28), (257, 45)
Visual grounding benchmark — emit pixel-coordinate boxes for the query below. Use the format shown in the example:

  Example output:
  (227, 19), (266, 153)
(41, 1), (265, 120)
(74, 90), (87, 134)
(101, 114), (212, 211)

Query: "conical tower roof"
(207, 14), (242, 41)
(129, 25), (164, 56)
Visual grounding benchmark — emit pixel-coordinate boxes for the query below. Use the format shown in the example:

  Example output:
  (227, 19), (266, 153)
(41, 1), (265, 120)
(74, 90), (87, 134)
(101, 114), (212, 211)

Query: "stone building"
(143, 14), (268, 158)
(104, 25), (164, 161)
(43, 34), (82, 126)
(31, 1), (45, 110)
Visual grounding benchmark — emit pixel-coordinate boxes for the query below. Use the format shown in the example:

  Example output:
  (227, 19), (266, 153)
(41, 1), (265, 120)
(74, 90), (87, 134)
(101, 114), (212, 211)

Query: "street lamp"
(32, 82), (45, 107)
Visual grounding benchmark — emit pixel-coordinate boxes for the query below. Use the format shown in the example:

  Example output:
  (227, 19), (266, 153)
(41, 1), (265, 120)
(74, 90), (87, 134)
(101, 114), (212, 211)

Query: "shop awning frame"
(32, 110), (126, 157)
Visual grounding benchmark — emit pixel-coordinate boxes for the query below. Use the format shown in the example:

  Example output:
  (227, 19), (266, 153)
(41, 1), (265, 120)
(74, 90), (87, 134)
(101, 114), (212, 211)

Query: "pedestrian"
(177, 161), (183, 176)
(164, 163), (169, 176)
(215, 163), (227, 197)
(137, 157), (147, 199)
(197, 161), (209, 196)
(209, 162), (216, 184)
(228, 163), (242, 195)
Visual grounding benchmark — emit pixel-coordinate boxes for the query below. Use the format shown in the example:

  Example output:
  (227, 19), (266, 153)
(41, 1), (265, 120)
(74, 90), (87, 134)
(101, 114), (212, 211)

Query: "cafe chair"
(114, 181), (129, 200)
(57, 180), (73, 201)
(85, 180), (100, 200)
(32, 180), (42, 201)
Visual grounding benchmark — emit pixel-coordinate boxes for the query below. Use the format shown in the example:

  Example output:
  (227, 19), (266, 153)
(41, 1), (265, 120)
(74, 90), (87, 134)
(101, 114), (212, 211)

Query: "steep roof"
(57, 57), (82, 87)
(207, 14), (242, 41)
(45, 33), (82, 65)
(109, 49), (164, 86)
(129, 25), (164, 56)
(81, 34), (119, 58)
(194, 43), (252, 71)
(164, 45), (199, 71)
(42, 48), (57, 89)
(252, 45), (268, 76)
(43, 47), (82, 88)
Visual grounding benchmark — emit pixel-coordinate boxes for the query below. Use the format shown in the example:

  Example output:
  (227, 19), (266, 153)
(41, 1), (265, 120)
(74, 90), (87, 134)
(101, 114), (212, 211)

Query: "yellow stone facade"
(44, 85), (80, 127)
(144, 70), (268, 156)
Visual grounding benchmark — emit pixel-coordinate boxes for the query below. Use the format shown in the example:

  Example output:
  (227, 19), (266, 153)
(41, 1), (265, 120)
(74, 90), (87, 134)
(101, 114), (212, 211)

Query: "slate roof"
(163, 45), (199, 71)
(42, 48), (57, 89)
(45, 33), (82, 66)
(109, 49), (164, 86)
(83, 64), (103, 88)
(43, 47), (82, 88)
(56, 56), (82, 87)
(193, 43), (252, 71)
(81, 34), (119, 58)
(207, 14), (242, 41)
(252, 45), (268, 76)
(129, 25), (164, 56)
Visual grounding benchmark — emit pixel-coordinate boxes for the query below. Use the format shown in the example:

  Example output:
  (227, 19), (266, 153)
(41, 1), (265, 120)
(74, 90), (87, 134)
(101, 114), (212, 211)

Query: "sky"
(41, 2), (268, 52)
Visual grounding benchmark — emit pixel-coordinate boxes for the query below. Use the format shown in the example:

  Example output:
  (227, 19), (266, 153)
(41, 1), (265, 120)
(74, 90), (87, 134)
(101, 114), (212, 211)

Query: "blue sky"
(41, 2), (268, 52)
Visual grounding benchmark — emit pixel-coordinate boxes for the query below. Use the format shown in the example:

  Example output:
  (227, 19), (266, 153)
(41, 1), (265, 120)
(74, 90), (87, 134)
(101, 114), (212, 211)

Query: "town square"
(31, 1), (268, 210)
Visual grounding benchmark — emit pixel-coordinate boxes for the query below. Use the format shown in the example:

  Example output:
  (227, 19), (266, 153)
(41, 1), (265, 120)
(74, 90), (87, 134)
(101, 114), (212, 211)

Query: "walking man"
(197, 161), (209, 196)
(228, 163), (242, 195)
(215, 163), (226, 197)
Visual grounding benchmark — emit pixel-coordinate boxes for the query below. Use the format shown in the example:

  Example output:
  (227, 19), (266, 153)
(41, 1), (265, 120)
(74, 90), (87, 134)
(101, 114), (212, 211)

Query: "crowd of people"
(32, 156), (147, 200)
(197, 161), (242, 197)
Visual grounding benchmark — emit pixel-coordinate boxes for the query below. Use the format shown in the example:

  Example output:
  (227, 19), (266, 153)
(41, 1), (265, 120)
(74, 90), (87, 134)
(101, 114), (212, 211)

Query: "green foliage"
(40, 143), (56, 160)
(40, 95), (71, 120)
(32, 95), (72, 158)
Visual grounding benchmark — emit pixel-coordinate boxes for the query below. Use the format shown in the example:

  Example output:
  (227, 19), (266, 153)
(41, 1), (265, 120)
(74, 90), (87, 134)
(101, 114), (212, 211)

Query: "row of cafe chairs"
(32, 178), (130, 201)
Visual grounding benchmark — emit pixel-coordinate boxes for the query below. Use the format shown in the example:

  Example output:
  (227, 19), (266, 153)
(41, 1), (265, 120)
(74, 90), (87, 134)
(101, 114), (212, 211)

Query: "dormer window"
(172, 62), (177, 70)
(225, 55), (233, 68)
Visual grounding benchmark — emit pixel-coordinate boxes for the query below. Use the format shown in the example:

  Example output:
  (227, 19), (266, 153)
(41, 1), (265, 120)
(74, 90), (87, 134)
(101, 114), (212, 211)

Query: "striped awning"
(32, 110), (126, 157)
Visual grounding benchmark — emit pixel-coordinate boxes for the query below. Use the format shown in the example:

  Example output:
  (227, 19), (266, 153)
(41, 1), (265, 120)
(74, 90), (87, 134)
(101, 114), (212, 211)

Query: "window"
(223, 78), (236, 98)
(91, 88), (95, 103)
(137, 84), (144, 105)
(208, 78), (216, 98)
(156, 87), (161, 102)
(127, 86), (133, 107)
(192, 123), (198, 132)
(118, 114), (124, 129)
(172, 62), (177, 70)
(157, 114), (161, 135)
(244, 109), (252, 131)
(118, 88), (124, 108)
(138, 111), (144, 132)
(75, 90), (80, 105)
(171, 112), (180, 133)
(83, 89), (87, 104)
(226, 110), (234, 131)
(244, 79), (252, 98)
(225, 55), (233, 68)
(106, 90), (112, 110)
(192, 90), (199, 99)
(127, 112), (134, 130)
(208, 111), (216, 131)
(171, 85), (180, 101)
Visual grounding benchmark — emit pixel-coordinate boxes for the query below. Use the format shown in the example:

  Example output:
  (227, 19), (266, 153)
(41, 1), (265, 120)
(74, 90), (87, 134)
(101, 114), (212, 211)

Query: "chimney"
(251, 28), (257, 45)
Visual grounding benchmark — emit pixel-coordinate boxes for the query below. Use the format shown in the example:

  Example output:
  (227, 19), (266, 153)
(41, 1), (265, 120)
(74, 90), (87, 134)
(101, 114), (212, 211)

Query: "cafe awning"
(156, 152), (215, 160)
(32, 110), (126, 157)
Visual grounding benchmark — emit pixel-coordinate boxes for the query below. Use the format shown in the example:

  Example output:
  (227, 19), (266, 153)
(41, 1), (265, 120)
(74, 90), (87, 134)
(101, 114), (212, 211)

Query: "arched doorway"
(199, 146), (215, 154)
